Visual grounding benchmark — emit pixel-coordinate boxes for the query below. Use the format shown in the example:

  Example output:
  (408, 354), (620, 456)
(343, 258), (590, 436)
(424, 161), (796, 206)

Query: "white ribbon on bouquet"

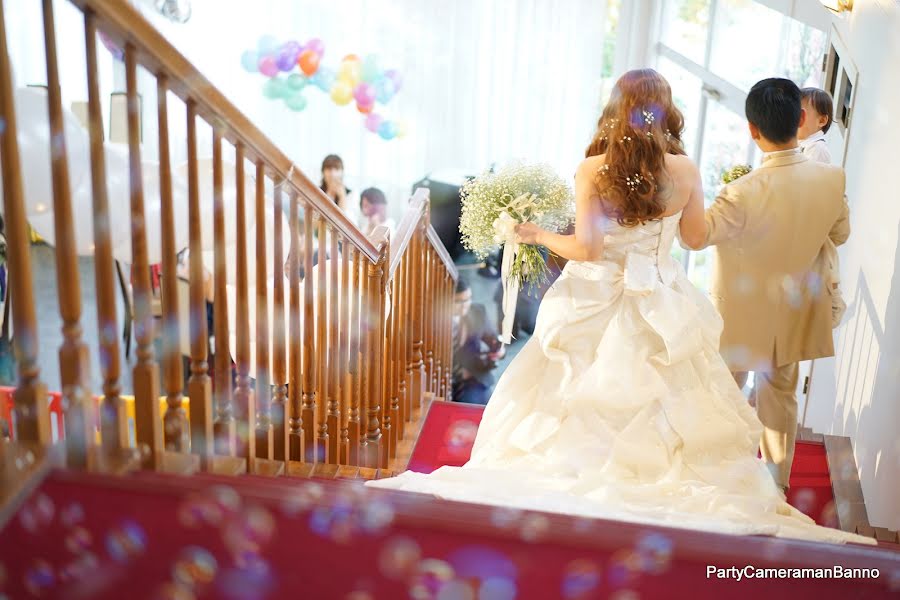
(493, 193), (539, 345)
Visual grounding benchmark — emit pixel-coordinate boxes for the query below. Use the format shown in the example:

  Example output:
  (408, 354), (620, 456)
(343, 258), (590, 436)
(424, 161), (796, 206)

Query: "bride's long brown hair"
(585, 69), (687, 227)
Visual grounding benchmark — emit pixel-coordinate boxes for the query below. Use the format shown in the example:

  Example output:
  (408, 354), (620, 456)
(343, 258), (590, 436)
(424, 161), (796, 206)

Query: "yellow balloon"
(331, 81), (353, 106)
(396, 120), (408, 139)
(338, 61), (361, 84)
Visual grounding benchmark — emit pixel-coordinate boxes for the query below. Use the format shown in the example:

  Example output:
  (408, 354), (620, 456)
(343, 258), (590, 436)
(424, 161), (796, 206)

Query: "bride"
(367, 69), (872, 545)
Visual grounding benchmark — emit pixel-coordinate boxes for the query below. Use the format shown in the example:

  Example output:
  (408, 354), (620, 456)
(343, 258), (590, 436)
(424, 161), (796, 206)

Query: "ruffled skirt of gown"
(367, 258), (874, 545)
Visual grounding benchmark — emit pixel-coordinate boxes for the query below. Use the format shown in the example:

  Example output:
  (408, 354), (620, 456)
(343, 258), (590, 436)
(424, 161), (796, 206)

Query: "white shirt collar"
(762, 146), (802, 163)
(800, 130), (826, 149)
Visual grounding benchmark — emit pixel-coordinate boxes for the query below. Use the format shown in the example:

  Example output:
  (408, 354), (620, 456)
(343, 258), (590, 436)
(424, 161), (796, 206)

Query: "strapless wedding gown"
(367, 212), (873, 545)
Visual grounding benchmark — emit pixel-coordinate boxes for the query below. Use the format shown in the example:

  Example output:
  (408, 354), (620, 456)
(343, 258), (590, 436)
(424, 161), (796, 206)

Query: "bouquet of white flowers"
(459, 162), (575, 343)
(722, 164), (752, 184)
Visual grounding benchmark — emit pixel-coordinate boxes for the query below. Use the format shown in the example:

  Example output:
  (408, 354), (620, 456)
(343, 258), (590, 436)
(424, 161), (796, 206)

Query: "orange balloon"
(357, 101), (374, 114)
(343, 54), (360, 63)
(298, 50), (320, 76)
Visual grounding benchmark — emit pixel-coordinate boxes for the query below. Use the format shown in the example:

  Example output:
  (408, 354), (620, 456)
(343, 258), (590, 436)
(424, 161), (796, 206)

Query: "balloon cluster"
(241, 35), (406, 140)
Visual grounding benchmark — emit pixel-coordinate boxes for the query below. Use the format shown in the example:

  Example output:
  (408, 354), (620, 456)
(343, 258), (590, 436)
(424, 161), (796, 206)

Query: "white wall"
(806, 0), (900, 530)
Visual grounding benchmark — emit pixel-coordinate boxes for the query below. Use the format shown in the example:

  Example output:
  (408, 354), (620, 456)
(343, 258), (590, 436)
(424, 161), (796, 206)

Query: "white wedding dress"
(367, 211), (874, 545)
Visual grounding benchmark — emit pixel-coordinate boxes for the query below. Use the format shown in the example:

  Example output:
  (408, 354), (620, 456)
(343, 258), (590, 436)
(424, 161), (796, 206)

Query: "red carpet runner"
(408, 401), (836, 526)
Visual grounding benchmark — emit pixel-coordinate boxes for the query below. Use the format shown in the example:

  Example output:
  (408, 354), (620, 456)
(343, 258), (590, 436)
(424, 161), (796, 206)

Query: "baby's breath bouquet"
(722, 164), (753, 184)
(459, 162), (575, 343)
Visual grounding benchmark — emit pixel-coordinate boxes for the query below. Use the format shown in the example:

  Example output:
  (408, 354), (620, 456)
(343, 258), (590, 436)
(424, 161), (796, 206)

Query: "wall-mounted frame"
(823, 25), (858, 167)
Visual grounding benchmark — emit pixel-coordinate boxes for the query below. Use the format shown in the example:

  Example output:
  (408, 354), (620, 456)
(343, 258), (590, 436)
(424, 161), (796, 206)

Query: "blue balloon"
(241, 50), (259, 73)
(375, 78), (396, 104)
(312, 67), (336, 92)
(378, 121), (397, 140)
(257, 35), (280, 55)
(285, 93), (308, 112)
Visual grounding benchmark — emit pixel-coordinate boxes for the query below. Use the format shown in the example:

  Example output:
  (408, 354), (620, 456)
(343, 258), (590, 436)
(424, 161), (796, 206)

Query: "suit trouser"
(732, 363), (799, 489)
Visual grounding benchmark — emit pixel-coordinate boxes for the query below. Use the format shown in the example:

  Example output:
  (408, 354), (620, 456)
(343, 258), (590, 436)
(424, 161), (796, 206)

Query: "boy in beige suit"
(688, 78), (850, 491)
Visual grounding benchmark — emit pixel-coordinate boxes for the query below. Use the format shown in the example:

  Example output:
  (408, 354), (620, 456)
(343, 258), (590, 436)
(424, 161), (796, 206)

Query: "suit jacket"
(700, 148), (850, 371)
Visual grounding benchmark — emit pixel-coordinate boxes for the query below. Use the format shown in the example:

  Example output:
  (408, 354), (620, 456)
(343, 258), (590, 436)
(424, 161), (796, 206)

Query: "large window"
(653, 0), (827, 293)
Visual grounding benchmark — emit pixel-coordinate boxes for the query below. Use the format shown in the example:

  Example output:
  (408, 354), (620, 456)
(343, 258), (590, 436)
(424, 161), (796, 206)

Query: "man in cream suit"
(691, 78), (850, 491)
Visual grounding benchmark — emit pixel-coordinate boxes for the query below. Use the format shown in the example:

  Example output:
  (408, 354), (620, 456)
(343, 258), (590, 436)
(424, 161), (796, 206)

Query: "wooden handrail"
(389, 189), (427, 278)
(69, 0), (379, 263)
(426, 225), (458, 282)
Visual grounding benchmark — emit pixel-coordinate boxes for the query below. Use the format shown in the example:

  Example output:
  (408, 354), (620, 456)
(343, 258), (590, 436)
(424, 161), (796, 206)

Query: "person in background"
(798, 87), (845, 326)
(320, 154), (354, 216)
(359, 187), (396, 239)
(798, 88), (833, 164)
(452, 278), (505, 405)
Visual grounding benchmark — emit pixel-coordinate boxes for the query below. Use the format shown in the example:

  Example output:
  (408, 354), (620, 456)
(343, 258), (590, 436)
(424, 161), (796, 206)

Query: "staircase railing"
(0, 0), (456, 508)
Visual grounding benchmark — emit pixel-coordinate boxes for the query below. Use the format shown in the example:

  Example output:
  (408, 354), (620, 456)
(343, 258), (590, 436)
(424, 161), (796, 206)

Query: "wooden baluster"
(125, 45), (162, 469)
(300, 208), (315, 459)
(156, 75), (187, 452)
(408, 217), (427, 414)
(41, 0), (93, 467)
(212, 131), (235, 455)
(347, 247), (361, 466)
(386, 266), (399, 459)
(379, 240), (392, 464)
(431, 249), (440, 395)
(338, 238), (351, 464)
(326, 231), (339, 464)
(394, 254), (406, 439)
(287, 193), (304, 462)
(254, 161), (273, 461)
(439, 266), (454, 400)
(445, 273), (454, 400)
(186, 102), (213, 467)
(366, 242), (388, 468)
(357, 252), (370, 465)
(402, 252), (412, 422)
(84, 13), (127, 454)
(431, 250), (442, 397)
(271, 182), (287, 462)
(314, 218), (328, 463)
(233, 145), (254, 469)
(0, 0), (50, 445)
(425, 245), (435, 396)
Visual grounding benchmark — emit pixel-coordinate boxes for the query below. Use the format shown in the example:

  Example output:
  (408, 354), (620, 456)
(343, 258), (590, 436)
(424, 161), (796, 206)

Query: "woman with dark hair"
(320, 154), (352, 214)
(368, 69), (870, 545)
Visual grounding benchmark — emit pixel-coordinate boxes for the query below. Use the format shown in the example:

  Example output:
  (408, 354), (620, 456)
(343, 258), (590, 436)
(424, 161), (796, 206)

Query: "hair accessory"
(626, 173), (643, 191)
(642, 109), (655, 125)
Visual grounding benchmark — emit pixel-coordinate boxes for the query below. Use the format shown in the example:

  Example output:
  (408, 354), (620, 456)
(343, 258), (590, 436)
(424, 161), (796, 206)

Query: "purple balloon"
(384, 69), (402, 91)
(365, 113), (383, 133)
(276, 49), (296, 72)
(258, 55), (279, 78)
(353, 83), (377, 105)
(306, 38), (325, 56)
(283, 40), (302, 57)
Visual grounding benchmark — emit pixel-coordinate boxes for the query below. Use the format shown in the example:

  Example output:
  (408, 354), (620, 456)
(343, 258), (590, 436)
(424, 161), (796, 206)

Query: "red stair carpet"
(408, 402), (833, 527)
(2, 469), (898, 599)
